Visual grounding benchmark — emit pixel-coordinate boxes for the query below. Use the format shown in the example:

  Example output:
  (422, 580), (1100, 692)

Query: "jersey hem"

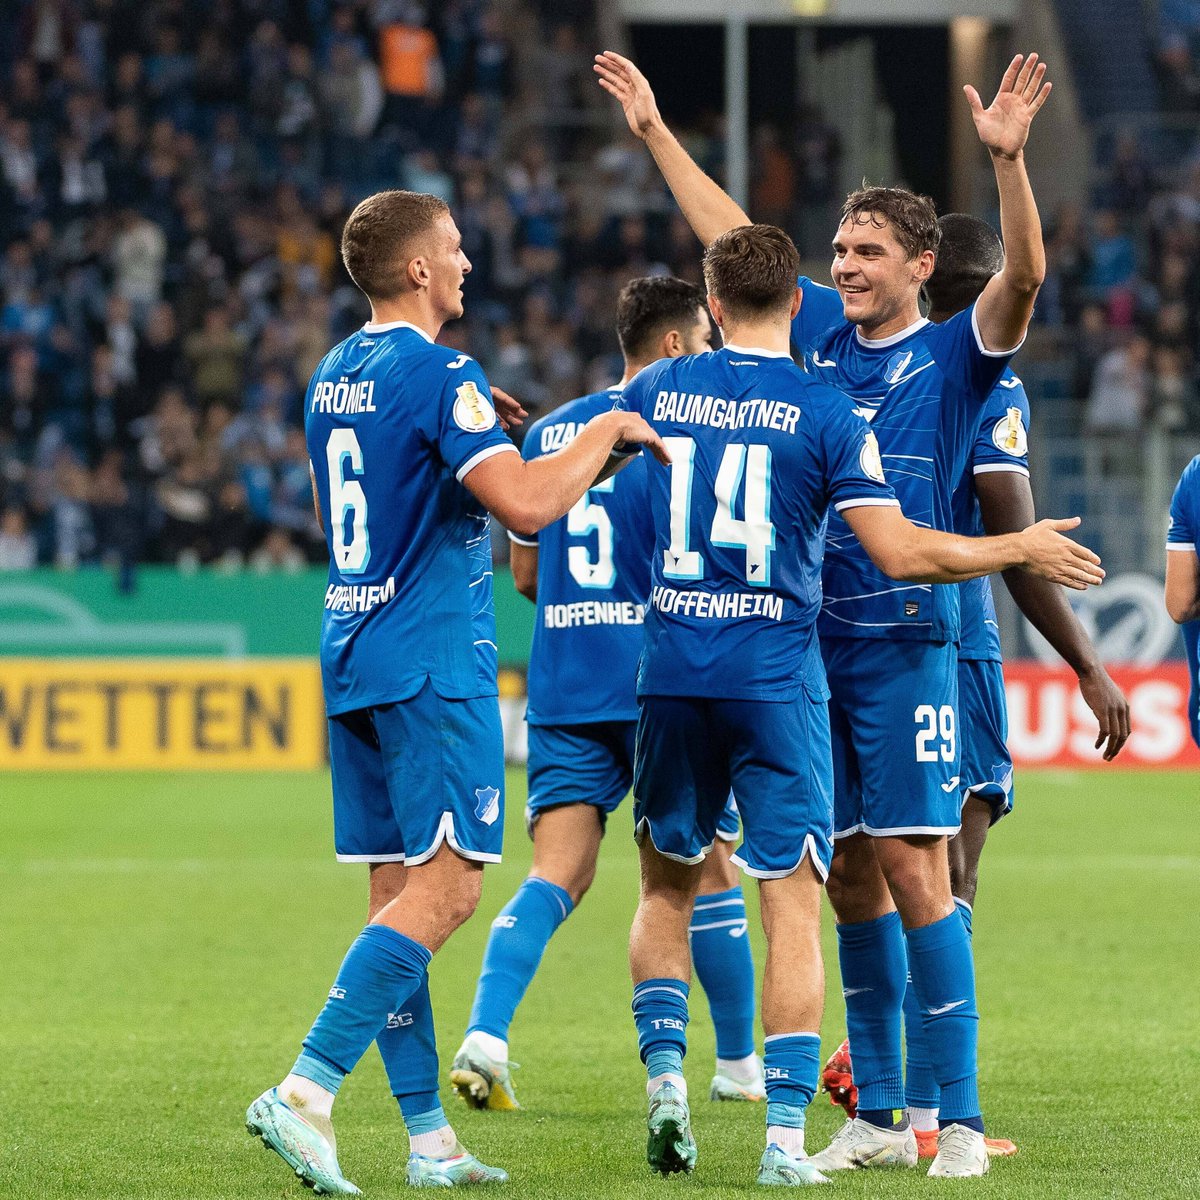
(508, 531), (538, 547)
(527, 710), (640, 727)
(973, 463), (1030, 477)
(324, 682), (499, 717)
(1166, 541), (1196, 551)
(456, 441), (518, 483)
(832, 497), (901, 512)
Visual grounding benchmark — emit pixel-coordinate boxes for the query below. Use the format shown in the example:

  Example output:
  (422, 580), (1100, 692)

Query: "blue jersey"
(620, 344), (898, 701)
(305, 320), (517, 715)
(515, 387), (653, 726)
(792, 277), (1020, 644)
(1167, 454), (1200, 748)
(953, 371), (1032, 663)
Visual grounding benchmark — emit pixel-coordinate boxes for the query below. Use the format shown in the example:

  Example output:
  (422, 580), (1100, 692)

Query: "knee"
(532, 862), (595, 908)
(949, 859), (978, 908)
(441, 868), (484, 930)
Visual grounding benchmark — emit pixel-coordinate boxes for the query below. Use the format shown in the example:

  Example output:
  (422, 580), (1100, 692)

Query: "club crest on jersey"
(454, 381), (497, 433)
(474, 785), (500, 826)
(883, 350), (914, 385)
(860, 431), (886, 483)
(991, 406), (1028, 457)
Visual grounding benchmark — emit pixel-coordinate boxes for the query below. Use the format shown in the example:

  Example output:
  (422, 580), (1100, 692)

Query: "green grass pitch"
(4, 768), (1198, 1198)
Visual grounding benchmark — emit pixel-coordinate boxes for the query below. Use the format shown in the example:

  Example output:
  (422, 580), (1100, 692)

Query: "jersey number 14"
(663, 437), (776, 586)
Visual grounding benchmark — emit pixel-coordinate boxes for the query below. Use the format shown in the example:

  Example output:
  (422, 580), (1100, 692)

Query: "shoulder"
(1179, 454), (1200, 492)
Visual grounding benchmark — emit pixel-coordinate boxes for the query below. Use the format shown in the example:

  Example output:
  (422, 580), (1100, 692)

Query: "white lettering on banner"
(310, 378), (378, 415)
(650, 586), (785, 622)
(1126, 681), (1187, 763)
(323, 576), (396, 613)
(651, 391), (801, 435)
(1005, 681), (1069, 762)
(543, 601), (644, 628)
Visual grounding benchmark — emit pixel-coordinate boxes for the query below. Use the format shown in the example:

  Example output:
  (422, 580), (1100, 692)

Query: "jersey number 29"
(327, 429), (370, 574)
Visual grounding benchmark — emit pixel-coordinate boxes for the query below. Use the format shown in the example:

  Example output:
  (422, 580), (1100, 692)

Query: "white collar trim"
(855, 317), (929, 349)
(362, 319), (434, 342)
(723, 342), (792, 359)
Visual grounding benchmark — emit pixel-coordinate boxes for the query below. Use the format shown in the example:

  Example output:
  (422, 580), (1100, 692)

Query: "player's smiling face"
(831, 214), (928, 336)
(428, 213), (472, 321)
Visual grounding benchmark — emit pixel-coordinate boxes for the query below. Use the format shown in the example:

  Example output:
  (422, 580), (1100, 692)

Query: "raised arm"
(841, 503), (1103, 589)
(976, 470), (1130, 760)
(594, 51), (750, 247)
(967, 53), (1052, 351)
(463, 410), (668, 539)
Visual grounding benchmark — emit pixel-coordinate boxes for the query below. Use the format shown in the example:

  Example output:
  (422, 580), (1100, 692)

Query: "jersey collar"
(854, 317), (929, 349)
(722, 342), (792, 359)
(362, 319), (434, 342)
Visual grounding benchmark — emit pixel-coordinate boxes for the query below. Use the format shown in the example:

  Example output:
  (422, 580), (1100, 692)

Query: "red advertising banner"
(1004, 662), (1200, 768)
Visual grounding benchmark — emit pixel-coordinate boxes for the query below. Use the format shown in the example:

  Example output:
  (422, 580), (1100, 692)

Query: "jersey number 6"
(327, 428), (370, 574)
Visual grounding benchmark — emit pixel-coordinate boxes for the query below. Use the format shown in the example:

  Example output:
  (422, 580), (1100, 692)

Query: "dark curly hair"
(923, 213), (1005, 318)
(615, 276), (707, 359)
(840, 186), (941, 262)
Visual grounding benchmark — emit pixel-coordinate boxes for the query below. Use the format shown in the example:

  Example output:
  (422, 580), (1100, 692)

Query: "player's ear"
(707, 293), (724, 329)
(407, 254), (430, 290)
(912, 249), (936, 287)
(788, 287), (802, 320)
(661, 328), (683, 357)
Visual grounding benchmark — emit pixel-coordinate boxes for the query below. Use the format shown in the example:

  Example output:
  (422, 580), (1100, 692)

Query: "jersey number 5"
(663, 437), (776, 586)
(567, 477), (616, 589)
(326, 428), (370, 574)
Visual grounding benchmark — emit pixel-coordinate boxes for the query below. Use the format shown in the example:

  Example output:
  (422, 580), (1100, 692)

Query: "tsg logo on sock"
(328, 986), (347, 1000)
(651, 1017), (685, 1031)
(386, 1011), (414, 1029)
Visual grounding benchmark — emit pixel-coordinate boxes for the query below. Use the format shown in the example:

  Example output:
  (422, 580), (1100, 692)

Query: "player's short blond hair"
(341, 190), (450, 302)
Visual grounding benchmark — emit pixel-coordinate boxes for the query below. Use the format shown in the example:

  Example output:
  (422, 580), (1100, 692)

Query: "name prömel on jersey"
(653, 391), (801, 434)
(311, 377), (377, 415)
(325, 576), (396, 612)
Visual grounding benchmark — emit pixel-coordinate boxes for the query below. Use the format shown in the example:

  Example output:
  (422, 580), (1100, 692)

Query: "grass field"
(4, 768), (1199, 1199)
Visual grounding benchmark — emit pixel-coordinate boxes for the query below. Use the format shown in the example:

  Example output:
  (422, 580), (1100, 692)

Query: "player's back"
(305, 320), (515, 714)
(518, 388), (652, 726)
(952, 368), (1031, 663)
(621, 345), (895, 701)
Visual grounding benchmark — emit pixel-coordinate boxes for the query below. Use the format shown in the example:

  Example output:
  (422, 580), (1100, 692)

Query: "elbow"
(500, 503), (543, 542)
(516, 580), (537, 603)
(872, 546), (917, 582)
(1166, 597), (1192, 625)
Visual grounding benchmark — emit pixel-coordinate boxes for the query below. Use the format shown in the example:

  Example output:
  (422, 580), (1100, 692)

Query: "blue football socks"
(633, 978), (689, 1080)
(690, 887), (756, 1060)
(763, 1033), (820, 1131)
(904, 911), (982, 1129)
(835, 911), (907, 1119)
(377, 975), (442, 1129)
(466, 876), (574, 1042)
(292, 923), (431, 1094)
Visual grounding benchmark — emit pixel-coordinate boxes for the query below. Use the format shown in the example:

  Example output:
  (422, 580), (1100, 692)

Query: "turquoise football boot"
(645, 1081), (697, 1177)
(757, 1144), (831, 1186)
(406, 1147), (509, 1188)
(246, 1087), (361, 1195)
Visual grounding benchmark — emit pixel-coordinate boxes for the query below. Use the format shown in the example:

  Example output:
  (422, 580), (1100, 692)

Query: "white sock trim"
(763, 1031), (820, 1043)
(647, 1072), (687, 1098)
(409, 1125), (458, 1158)
(466, 1030), (508, 1062)
(716, 1053), (761, 1083)
(280, 1073), (335, 1120)
(907, 1105), (939, 1132)
(767, 1125), (806, 1156)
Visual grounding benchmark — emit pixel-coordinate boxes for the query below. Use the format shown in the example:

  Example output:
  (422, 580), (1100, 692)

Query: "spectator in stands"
(1085, 332), (1152, 432)
(0, 506), (37, 571)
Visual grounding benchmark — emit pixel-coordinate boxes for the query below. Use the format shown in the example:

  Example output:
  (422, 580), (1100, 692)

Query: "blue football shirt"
(620, 344), (898, 701)
(1167, 454), (1200, 748)
(305, 320), (517, 715)
(792, 277), (1022, 644)
(953, 370), (1032, 663)
(514, 387), (653, 726)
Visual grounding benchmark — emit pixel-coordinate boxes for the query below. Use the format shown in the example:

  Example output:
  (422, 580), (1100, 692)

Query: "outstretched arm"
(841, 503), (1104, 589)
(594, 50), (750, 247)
(968, 53), (1052, 351)
(976, 470), (1130, 760)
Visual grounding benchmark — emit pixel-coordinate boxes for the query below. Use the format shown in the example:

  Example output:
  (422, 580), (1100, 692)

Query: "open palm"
(594, 50), (662, 140)
(965, 53), (1052, 159)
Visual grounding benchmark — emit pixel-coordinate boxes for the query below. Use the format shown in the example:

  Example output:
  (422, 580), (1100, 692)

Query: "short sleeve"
(1167, 457), (1200, 550)
(507, 415), (547, 546)
(819, 394), (900, 513)
(421, 359), (518, 483)
(923, 301), (1023, 402)
(791, 277), (845, 357)
(971, 375), (1031, 478)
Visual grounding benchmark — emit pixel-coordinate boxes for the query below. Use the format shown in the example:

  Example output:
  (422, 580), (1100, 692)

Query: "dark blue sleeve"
(923, 301), (1023, 403)
(971, 376), (1031, 477)
(416, 357), (518, 483)
(1168, 457), (1200, 548)
(790, 277), (845, 357)
(818, 391), (900, 513)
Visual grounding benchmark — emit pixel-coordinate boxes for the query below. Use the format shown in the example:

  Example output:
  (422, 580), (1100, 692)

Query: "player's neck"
(855, 301), (924, 342)
(719, 320), (791, 355)
(366, 298), (443, 341)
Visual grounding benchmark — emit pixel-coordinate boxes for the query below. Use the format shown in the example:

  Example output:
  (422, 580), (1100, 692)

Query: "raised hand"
(1019, 517), (1104, 591)
(594, 51), (664, 141)
(491, 386), (527, 432)
(964, 52), (1052, 160)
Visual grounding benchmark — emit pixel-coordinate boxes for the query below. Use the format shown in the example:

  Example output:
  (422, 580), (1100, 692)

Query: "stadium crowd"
(3, 0), (1200, 570)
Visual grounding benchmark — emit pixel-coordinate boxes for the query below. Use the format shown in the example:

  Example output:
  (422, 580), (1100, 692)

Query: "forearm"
(643, 124), (751, 248)
(1001, 568), (1101, 675)
(992, 153), (1045, 294)
(514, 420), (628, 532)
(889, 526), (1027, 584)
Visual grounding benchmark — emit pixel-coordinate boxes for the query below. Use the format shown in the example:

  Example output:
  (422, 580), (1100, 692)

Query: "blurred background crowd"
(3, 0), (1200, 573)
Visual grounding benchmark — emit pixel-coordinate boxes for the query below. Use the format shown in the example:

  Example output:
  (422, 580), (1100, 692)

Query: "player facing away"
(822, 213), (1130, 1158)
(451, 277), (766, 1112)
(244, 189), (668, 1195)
(1166, 455), (1200, 747)
(596, 46), (1071, 1178)
(618, 224), (1103, 1186)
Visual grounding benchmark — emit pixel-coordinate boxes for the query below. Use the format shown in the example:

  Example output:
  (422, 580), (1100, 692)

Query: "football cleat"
(820, 1038), (857, 1118)
(246, 1087), (361, 1195)
(927, 1124), (990, 1178)
(757, 1144), (831, 1186)
(406, 1147), (509, 1188)
(710, 1057), (766, 1102)
(915, 1127), (1017, 1160)
(449, 1035), (519, 1111)
(808, 1117), (917, 1172)
(646, 1081), (697, 1177)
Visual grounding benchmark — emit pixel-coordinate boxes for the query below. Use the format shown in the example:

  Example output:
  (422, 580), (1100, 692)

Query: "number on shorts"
(914, 704), (955, 763)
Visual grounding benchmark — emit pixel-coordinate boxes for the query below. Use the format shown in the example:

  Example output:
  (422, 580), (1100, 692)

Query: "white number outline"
(327, 428), (370, 574)
(914, 704), (956, 763)
(566, 477), (617, 589)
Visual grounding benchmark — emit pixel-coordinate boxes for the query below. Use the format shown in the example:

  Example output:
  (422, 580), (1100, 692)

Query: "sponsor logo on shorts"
(474, 785), (500, 826)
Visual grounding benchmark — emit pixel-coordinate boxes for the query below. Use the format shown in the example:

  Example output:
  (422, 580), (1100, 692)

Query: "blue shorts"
(328, 680), (505, 865)
(633, 687), (833, 880)
(822, 638), (961, 839)
(957, 657), (1014, 823)
(526, 719), (740, 840)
